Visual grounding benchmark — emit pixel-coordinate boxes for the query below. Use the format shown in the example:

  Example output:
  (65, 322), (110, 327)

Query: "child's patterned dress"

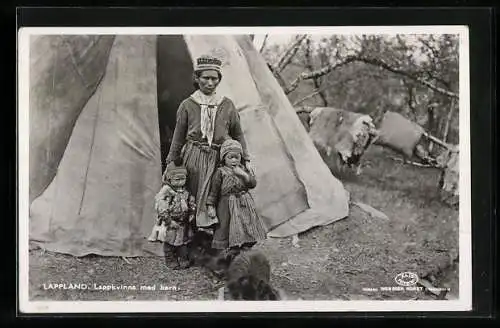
(207, 165), (267, 250)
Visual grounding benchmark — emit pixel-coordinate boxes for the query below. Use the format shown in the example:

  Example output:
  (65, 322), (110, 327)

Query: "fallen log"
(389, 156), (438, 168)
(352, 202), (389, 221)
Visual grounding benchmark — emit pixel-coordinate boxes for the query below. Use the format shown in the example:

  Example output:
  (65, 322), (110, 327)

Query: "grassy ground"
(28, 145), (459, 301)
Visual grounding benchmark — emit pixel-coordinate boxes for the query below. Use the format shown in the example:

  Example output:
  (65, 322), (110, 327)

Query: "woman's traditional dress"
(165, 91), (250, 229)
(207, 166), (267, 250)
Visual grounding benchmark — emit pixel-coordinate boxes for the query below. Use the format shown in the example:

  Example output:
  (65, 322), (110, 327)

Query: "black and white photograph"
(18, 26), (471, 313)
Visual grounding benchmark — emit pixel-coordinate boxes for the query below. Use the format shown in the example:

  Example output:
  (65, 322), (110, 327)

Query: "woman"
(165, 54), (253, 234)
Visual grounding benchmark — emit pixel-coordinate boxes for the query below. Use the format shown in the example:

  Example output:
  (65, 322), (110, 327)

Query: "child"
(206, 139), (267, 259)
(148, 162), (196, 270)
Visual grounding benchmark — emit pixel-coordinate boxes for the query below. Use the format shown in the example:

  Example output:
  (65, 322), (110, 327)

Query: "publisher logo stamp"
(394, 272), (419, 287)
(361, 272), (452, 296)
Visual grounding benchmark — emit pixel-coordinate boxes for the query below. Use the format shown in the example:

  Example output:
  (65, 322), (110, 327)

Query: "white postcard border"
(18, 25), (472, 313)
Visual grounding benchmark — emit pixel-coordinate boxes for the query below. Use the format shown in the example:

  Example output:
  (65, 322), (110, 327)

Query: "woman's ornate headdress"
(195, 55), (222, 74)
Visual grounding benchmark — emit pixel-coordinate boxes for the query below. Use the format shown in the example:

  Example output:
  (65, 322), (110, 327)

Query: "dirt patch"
(28, 145), (459, 302)
(29, 248), (223, 301)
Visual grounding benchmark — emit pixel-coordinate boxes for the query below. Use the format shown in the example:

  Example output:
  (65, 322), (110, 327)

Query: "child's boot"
(241, 242), (256, 251)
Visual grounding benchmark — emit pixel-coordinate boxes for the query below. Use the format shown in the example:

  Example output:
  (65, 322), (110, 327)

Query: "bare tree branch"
(292, 89), (323, 106)
(267, 62), (290, 91)
(355, 56), (459, 98)
(421, 70), (452, 89)
(286, 56), (358, 94)
(259, 34), (269, 53)
(285, 53), (459, 98)
(395, 34), (411, 52)
(292, 75), (347, 107)
(418, 36), (440, 61)
(414, 36), (454, 89)
(273, 34), (308, 73)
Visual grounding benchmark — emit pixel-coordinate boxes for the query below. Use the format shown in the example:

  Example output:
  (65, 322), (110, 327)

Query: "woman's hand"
(207, 205), (217, 218)
(173, 157), (183, 166)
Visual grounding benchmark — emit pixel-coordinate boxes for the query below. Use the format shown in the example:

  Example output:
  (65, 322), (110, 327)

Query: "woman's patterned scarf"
(190, 90), (224, 146)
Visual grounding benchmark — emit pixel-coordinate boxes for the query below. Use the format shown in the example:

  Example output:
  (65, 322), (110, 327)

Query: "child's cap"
(164, 161), (187, 181)
(220, 139), (242, 160)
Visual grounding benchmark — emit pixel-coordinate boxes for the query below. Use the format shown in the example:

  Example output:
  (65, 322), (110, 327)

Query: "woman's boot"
(163, 243), (177, 268)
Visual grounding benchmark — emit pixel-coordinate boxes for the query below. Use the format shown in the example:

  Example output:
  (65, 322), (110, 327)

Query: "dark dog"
(188, 230), (244, 279)
(186, 230), (214, 266)
(221, 249), (281, 300)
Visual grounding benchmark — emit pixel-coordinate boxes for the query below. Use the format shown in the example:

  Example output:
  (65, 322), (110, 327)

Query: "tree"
(261, 33), (460, 146)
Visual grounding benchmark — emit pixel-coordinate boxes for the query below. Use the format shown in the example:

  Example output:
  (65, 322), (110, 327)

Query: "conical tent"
(29, 35), (115, 203)
(29, 35), (349, 257)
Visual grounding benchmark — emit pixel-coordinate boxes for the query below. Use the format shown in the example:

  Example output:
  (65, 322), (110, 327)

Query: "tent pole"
(422, 131), (453, 150)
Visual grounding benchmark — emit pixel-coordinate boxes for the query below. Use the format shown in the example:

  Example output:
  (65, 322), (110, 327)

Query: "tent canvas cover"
(28, 35), (349, 257)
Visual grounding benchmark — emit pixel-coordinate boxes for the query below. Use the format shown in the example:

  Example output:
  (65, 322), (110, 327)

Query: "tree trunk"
(442, 98), (456, 143)
(427, 106), (436, 153)
(259, 34), (269, 53)
(305, 38), (327, 106)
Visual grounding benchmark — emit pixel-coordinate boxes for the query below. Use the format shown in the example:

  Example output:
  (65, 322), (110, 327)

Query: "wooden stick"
(389, 156), (438, 168)
(259, 34), (269, 53)
(422, 131), (454, 150)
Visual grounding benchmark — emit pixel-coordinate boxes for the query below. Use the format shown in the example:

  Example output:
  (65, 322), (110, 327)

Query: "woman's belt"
(186, 139), (221, 151)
